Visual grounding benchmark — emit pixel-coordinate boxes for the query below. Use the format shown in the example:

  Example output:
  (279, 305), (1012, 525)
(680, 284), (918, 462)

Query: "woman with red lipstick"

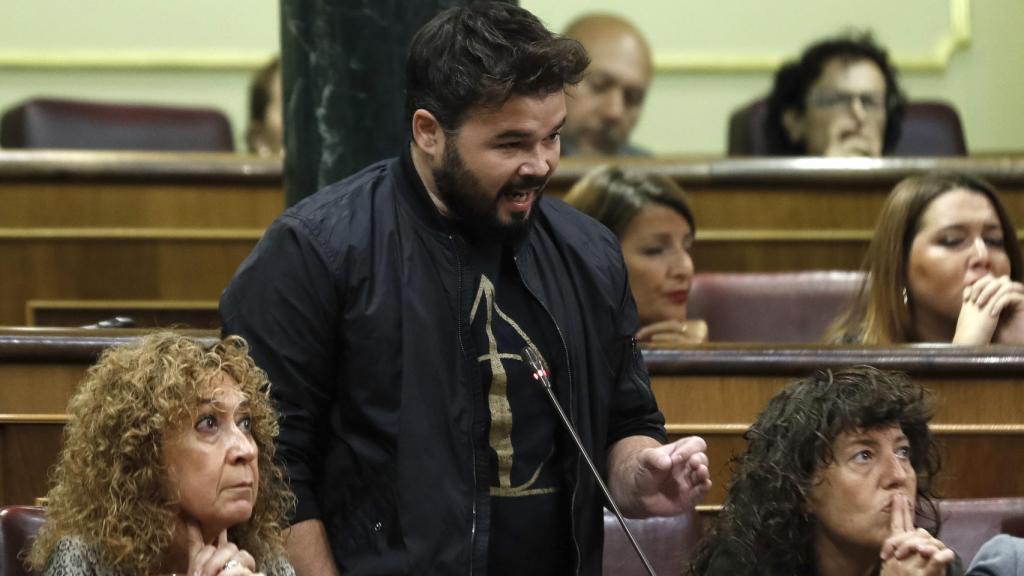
(28, 333), (295, 576)
(565, 165), (708, 343)
(691, 366), (961, 576)
(828, 173), (1024, 344)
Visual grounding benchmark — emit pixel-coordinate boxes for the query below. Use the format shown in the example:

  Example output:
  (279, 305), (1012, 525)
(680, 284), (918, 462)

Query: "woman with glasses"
(766, 33), (905, 157)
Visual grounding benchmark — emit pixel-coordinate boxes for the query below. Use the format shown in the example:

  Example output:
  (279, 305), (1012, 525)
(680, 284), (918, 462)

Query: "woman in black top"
(690, 366), (960, 576)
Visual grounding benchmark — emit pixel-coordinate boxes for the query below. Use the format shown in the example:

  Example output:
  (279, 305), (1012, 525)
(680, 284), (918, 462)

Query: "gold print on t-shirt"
(470, 275), (559, 498)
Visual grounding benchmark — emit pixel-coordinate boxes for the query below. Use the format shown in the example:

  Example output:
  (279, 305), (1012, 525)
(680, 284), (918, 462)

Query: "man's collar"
(399, 142), (453, 233)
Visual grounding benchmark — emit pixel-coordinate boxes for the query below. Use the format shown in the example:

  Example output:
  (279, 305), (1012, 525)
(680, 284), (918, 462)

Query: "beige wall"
(0, 0), (278, 152)
(0, 0), (1020, 154)
(525, 0), (1024, 155)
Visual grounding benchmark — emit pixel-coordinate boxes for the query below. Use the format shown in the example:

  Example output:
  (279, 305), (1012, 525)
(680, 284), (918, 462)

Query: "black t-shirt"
(466, 242), (573, 575)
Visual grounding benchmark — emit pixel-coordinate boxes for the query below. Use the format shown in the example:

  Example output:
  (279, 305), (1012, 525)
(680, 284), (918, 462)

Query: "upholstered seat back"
(936, 498), (1024, 565)
(688, 271), (862, 343)
(602, 508), (702, 576)
(727, 97), (967, 156)
(0, 98), (234, 152)
(0, 506), (45, 576)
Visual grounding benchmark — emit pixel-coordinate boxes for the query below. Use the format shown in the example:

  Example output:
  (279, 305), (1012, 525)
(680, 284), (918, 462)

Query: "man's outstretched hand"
(609, 435), (711, 518)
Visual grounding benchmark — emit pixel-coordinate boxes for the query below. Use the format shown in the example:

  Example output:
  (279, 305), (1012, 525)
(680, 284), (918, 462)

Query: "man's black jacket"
(220, 148), (667, 575)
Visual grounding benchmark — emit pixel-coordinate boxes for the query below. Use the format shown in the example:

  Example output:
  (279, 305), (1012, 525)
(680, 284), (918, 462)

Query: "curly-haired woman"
(690, 366), (961, 576)
(27, 332), (295, 576)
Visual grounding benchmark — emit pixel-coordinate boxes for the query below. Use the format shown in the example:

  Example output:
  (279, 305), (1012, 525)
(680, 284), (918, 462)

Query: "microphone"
(521, 346), (657, 576)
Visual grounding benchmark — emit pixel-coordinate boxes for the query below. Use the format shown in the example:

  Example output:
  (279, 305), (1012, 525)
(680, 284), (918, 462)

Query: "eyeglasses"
(807, 90), (887, 113)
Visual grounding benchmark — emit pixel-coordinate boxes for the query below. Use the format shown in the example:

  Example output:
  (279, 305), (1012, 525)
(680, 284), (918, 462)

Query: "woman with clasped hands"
(828, 173), (1024, 344)
(27, 333), (295, 576)
(565, 165), (708, 344)
(690, 366), (960, 576)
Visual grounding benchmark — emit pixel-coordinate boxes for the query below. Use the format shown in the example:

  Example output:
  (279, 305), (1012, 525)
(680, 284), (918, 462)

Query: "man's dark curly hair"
(690, 366), (940, 576)
(765, 33), (907, 155)
(404, 1), (590, 132)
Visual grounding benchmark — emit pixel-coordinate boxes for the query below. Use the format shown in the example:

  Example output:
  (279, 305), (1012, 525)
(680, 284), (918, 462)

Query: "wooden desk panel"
(0, 420), (65, 506)
(0, 152), (278, 326)
(1, 181), (282, 230)
(0, 234), (258, 325)
(0, 151), (282, 229)
(6, 152), (1024, 326)
(648, 344), (1024, 505)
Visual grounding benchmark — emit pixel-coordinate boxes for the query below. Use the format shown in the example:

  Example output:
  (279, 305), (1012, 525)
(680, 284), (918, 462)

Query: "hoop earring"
(902, 287), (909, 306)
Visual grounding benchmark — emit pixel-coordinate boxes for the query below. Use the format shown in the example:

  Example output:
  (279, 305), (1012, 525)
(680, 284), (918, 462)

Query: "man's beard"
(431, 140), (547, 242)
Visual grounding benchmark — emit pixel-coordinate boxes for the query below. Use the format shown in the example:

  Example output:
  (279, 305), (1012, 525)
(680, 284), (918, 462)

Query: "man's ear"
(782, 108), (806, 144)
(411, 109), (445, 158)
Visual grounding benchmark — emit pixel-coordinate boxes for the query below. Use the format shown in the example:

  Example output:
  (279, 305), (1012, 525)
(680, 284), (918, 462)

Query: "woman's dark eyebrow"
(843, 432), (909, 450)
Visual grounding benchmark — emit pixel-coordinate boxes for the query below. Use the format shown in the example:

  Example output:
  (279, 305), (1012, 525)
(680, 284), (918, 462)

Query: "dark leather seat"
(602, 508), (702, 576)
(688, 271), (862, 343)
(936, 498), (1024, 565)
(0, 98), (234, 152)
(727, 97), (967, 156)
(0, 506), (45, 576)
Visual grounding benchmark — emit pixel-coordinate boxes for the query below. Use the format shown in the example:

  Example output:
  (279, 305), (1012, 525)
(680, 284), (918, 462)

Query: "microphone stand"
(521, 347), (657, 576)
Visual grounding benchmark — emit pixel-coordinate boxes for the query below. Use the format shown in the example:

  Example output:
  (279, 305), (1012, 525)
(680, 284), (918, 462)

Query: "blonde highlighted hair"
(28, 332), (294, 573)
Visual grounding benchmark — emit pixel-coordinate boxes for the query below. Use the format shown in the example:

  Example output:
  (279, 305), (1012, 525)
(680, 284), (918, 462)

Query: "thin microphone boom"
(521, 346), (657, 576)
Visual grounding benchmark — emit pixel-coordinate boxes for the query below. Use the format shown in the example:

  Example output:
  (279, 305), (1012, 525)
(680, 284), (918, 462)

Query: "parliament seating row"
(2, 329), (1023, 507)
(2, 499), (1021, 575)
(0, 96), (967, 157)
(18, 271), (860, 344)
(4, 151), (1024, 325)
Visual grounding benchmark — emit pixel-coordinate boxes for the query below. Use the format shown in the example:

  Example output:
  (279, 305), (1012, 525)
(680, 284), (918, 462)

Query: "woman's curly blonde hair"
(28, 332), (294, 573)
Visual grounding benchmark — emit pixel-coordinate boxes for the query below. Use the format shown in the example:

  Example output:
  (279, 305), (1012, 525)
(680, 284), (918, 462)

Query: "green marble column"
(281, 0), (516, 207)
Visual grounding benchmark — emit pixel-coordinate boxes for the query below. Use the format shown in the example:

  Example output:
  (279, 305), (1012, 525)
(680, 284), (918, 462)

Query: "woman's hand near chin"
(879, 494), (955, 576)
(187, 524), (261, 576)
(953, 274), (1024, 345)
(993, 279), (1024, 344)
(636, 319), (708, 344)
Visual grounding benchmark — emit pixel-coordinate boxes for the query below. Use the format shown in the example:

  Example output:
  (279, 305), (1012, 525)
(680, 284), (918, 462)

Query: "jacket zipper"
(513, 254), (583, 576)
(451, 233), (477, 576)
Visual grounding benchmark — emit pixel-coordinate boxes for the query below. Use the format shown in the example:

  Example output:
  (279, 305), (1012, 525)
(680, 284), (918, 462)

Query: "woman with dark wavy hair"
(690, 366), (961, 576)
(28, 332), (295, 576)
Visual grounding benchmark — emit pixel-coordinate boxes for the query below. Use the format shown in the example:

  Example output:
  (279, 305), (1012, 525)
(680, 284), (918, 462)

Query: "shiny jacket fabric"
(220, 149), (666, 575)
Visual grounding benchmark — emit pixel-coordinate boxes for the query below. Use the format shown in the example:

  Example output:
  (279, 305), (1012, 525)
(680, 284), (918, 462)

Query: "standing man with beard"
(220, 4), (711, 575)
